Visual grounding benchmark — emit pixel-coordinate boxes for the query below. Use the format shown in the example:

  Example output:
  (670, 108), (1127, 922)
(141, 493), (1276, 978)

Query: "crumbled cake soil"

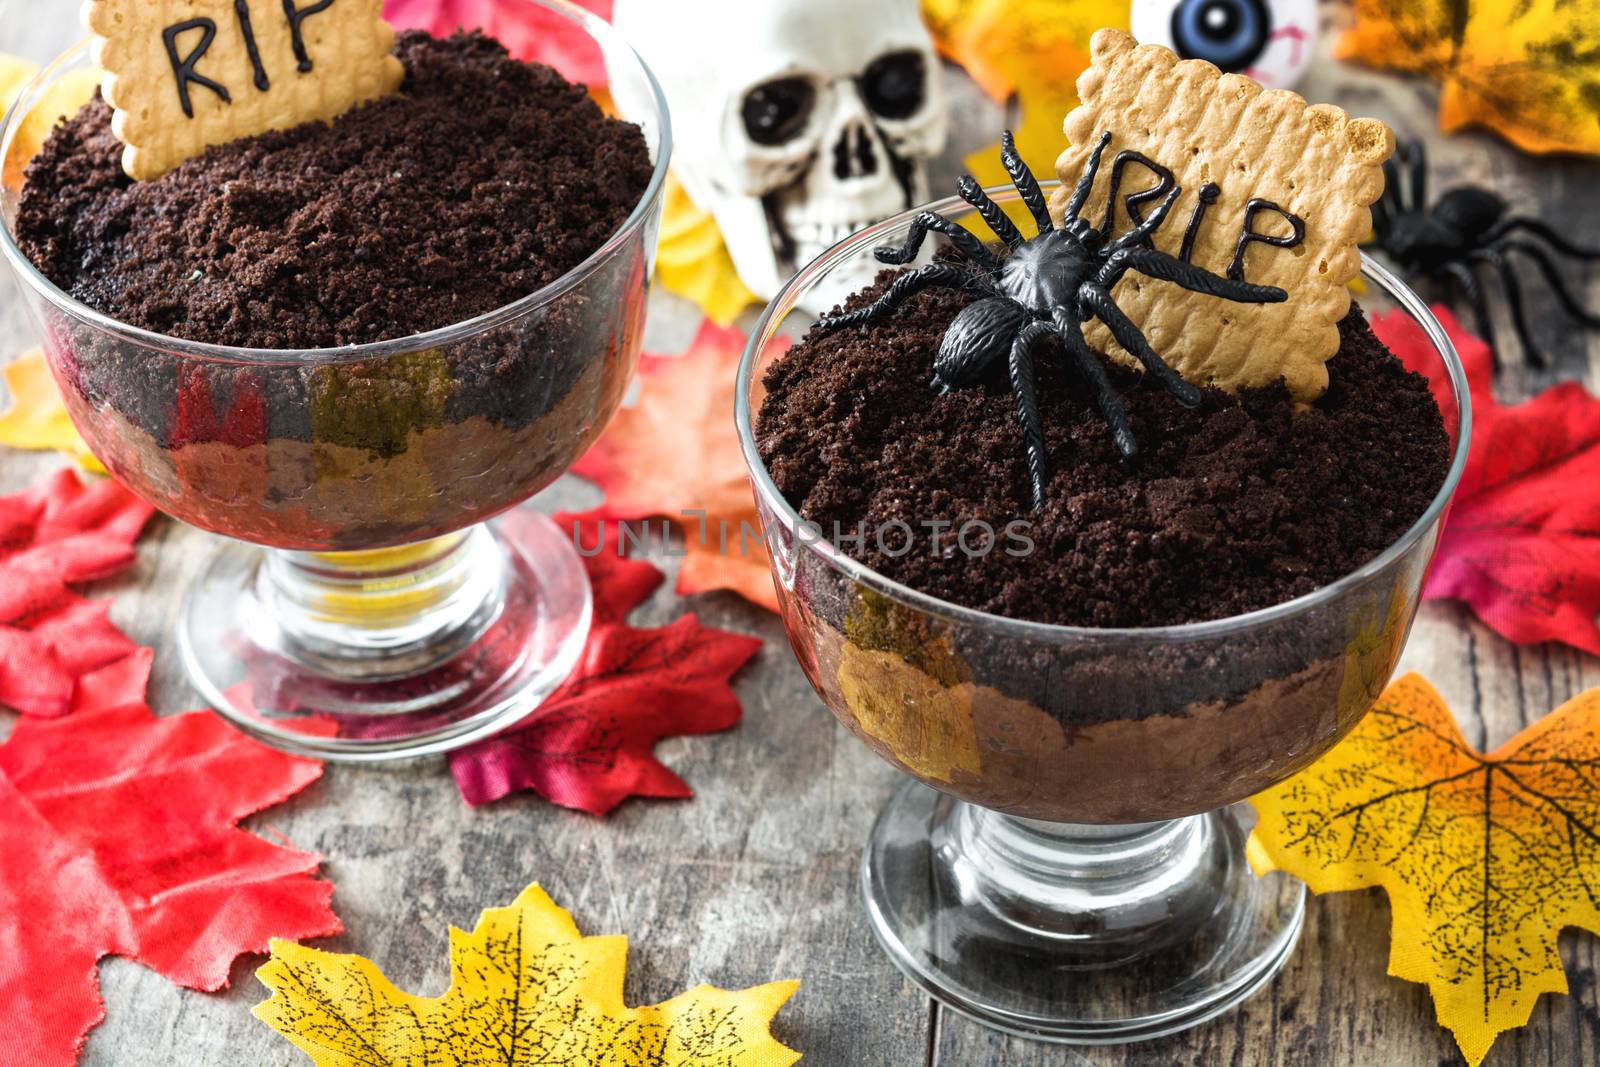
(17, 29), (651, 349)
(758, 278), (1451, 628)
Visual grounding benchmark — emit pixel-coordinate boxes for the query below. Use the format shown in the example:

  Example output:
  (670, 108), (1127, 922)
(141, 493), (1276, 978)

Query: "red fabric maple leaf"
(0, 469), (154, 716)
(573, 320), (786, 612)
(0, 698), (340, 1067)
(383, 0), (614, 87)
(1373, 306), (1600, 655)
(447, 514), (763, 814)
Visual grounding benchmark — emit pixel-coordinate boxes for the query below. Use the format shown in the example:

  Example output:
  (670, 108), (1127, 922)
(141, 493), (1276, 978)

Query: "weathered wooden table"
(3, 5), (1598, 1065)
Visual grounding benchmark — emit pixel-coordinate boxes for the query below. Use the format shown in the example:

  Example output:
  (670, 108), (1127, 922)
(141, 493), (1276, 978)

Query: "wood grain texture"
(1, 4), (1597, 1065)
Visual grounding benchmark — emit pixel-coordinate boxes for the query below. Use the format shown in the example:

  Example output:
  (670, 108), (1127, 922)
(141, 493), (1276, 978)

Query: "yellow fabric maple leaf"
(0, 56), (99, 190)
(922, 0), (1128, 201)
(1337, 0), (1600, 156)
(0, 349), (103, 471)
(0, 53), (37, 108)
(656, 173), (759, 328)
(254, 883), (801, 1066)
(1248, 672), (1600, 1066)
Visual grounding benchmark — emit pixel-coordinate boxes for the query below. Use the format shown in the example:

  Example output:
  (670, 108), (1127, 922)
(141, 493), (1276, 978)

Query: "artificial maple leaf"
(255, 882), (800, 1067)
(1372, 306), (1600, 656)
(0, 53), (35, 105)
(447, 515), (762, 813)
(656, 173), (759, 327)
(1249, 673), (1600, 1066)
(383, 0), (614, 86)
(0, 700), (341, 1067)
(69, 646), (153, 715)
(922, 0), (1128, 196)
(1338, 0), (1600, 156)
(0, 348), (103, 471)
(0, 469), (154, 716)
(573, 320), (783, 612)
(0, 62), (98, 191)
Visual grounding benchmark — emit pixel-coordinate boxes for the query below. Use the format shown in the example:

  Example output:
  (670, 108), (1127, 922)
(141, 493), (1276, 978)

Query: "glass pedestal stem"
(254, 526), (507, 681)
(179, 507), (593, 760)
(939, 806), (1217, 960)
(863, 781), (1305, 1043)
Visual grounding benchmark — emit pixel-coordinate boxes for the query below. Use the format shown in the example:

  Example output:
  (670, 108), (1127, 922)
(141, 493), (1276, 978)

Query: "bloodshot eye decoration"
(1131, 0), (1318, 89)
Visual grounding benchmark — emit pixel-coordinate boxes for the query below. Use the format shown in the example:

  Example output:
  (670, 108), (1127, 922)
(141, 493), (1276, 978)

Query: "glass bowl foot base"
(178, 507), (592, 762)
(862, 780), (1305, 1044)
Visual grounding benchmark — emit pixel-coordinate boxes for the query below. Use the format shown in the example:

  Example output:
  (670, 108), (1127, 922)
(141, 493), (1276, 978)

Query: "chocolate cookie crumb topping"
(757, 276), (1451, 628)
(17, 30), (653, 350)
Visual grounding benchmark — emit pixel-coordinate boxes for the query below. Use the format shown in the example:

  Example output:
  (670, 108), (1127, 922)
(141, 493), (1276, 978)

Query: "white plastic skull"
(613, 0), (947, 309)
(1131, 0), (1319, 89)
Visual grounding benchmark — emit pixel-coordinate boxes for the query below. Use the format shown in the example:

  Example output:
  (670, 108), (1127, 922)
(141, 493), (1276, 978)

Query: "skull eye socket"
(860, 50), (927, 120)
(742, 76), (817, 147)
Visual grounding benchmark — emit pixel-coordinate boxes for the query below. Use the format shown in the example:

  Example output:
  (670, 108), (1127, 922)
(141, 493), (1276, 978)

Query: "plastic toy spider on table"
(1369, 140), (1600, 368)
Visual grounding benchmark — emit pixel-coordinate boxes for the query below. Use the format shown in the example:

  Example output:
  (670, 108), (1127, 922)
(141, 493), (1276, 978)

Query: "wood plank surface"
(2, 4), (1598, 1065)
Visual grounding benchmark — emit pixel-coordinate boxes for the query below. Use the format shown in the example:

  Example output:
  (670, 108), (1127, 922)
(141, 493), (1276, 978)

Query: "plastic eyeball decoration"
(1131, 0), (1318, 90)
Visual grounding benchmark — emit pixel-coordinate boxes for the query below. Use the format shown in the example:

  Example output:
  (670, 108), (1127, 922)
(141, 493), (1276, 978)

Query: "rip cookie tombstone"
(1051, 28), (1394, 402)
(87, 0), (404, 181)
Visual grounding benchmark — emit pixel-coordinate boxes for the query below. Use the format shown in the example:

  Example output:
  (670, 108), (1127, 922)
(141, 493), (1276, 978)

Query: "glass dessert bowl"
(736, 187), (1471, 1042)
(0, 0), (670, 760)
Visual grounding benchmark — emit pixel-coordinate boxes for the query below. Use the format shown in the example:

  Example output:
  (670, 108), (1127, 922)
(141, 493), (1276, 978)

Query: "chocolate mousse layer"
(14, 31), (654, 549)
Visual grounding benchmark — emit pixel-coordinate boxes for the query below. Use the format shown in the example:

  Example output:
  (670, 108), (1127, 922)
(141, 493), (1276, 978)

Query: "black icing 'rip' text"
(1096, 153), (1305, 286)
(162, 0), (341, 117)
(164, 20), (230, 119)
(284, 0), (339, 74)
(1229, 199), (1306, 281)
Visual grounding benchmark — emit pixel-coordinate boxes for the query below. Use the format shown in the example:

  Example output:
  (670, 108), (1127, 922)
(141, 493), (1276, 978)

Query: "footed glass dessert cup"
(0, 0), (670, 760)
(736, 188), (1471, 1042)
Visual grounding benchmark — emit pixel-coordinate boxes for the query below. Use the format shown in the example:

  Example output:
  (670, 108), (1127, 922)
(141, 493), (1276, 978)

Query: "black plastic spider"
(1370, 139), (1600, 367)
(815, 130), (1288, 510)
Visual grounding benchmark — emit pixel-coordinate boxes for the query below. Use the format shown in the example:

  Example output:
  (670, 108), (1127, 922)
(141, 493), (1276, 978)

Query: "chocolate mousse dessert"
(748, 31), (1460, 823)
(757, 269), (1452, 822)
(13, 30), (654, 548)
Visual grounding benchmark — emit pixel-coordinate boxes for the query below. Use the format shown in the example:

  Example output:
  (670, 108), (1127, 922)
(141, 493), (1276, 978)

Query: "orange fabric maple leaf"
(573, 321), (783, 612)
(1250, 672), (1600, 1065)
(1337, 0), (1600, 156)
(922, 0), (1128, 191)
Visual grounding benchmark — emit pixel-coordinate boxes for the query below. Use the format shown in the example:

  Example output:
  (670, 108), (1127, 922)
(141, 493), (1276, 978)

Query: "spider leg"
(957, 175), (1025, 250)
(1468, 248), (1545, 367)
(1078, 285), (1203, 407)
(1051, 309), (1138, 459)
(1499, 238), (1600, 328)
(1000, 130), (1054, 234)
(1382, 158), (1405, 215)
(1440, 261), (1498, 363)
(1110, 184), (1182, 252)
(875, 210), (1002, 271)
(1369, 188), (1393, 243)
(1008, 321), (1056, 510)
(1096, 247), (1287, 303)
(815, 264), (993, 332)
(1403, 139), (1427, 215)
(1487, 217), (1600, 261)
(1063, 130), (1113, 224)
